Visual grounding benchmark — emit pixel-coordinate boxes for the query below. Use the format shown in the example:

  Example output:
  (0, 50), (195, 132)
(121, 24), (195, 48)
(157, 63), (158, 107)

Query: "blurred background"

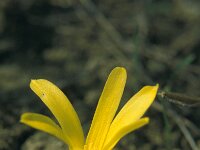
(0, 0), (199, 149)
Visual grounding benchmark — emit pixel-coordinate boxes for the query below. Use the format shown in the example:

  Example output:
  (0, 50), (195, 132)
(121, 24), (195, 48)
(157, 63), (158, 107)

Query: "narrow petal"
(103, 84), (159, 149)
(20, 113), (66, 143)
(85, 67), (127, 149)
(30, 79), (84, 149)
(103, 118), (149, 150)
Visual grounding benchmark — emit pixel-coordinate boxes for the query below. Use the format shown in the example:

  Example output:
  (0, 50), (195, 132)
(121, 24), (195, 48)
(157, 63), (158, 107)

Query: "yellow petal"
(103, 84), (159, 149)
(85, 67), (127, 150)
(20, 113), (66, 143)
(103, 118), (149, 150)
(30, 79), (84, 149)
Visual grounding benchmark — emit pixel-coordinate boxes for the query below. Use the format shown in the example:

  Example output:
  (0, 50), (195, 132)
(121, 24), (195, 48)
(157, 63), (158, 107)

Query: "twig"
(153, 102), (199, 150)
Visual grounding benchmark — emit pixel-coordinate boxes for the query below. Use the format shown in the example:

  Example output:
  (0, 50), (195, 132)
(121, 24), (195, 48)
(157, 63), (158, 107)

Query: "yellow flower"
(20, 67), (158, 150)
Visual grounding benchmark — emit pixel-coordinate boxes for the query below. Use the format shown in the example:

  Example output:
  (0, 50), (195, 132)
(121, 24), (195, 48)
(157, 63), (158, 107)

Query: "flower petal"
(103, 118), (149, 150)
(85, 67), (127, 149)
(30, 79), (84, 149)
(20, 113), (66, 143)
(103, 84), (159, 149)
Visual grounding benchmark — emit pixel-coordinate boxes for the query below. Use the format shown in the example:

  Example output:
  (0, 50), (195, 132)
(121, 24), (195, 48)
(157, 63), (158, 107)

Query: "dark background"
(0, 0), (199, 149)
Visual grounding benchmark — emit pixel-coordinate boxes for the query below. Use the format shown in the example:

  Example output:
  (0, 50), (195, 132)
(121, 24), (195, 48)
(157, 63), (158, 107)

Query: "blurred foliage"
(0, 0), (199, 149)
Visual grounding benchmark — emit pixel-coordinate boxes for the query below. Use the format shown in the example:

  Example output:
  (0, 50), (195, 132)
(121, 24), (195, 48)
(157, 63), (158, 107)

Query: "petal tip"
(30, 79), (45, 86)
(20, 115), (24, 123)
(153, 84), (159, 93)
(113, 66), (126, 73)
(30, 79), (38, 88)
(20, 113), (29, 123)
(30, 79), (48, 95)
(112, 67), (127, 79)
(155, 83), (159, 88)
(144, 117), (150, 124)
